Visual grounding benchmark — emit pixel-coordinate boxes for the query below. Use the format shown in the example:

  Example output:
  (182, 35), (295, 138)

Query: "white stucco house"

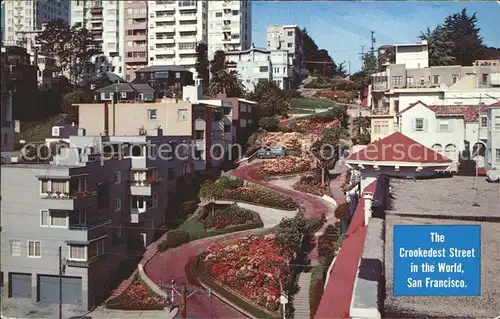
(345, 132), (452, 192)
(225, 47), (292, 92)
(486, 104), (500, 170)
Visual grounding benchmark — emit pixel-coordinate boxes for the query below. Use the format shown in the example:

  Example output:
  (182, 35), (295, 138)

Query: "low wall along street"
(393, 225), (481, 296)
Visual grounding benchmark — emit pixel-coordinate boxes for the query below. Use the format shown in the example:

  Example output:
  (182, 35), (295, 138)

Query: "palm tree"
(207, 70), (244, 97)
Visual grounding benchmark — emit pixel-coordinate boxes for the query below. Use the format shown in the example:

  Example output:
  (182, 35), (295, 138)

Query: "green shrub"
(204, 205), (257, 229)
(217, 176), (244, 189)
(318, 224), (339, 266)
(259, 116), (280, 132)
(182, 198), (200, 215)
(334, 202), (349, 220)
(157, 229), (190, 252)
(221, 185), (297, 210)
(304, 214), (326, 234)
(290, 98), (333, 110)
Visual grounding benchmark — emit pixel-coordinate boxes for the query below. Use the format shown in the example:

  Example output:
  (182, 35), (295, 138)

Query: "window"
(432, 144), (443, 153)
(215, 12), (222, 17)
(287, 43), (292, 48)
(482, 73), (488, 84)
(259, 66), (268, 72)
(50, 211), (67, 227)
(115, 198), (122, 211)
(113, 171), (121, 184)
(168, 168), (175, 180)
(480, 116), (487, 128)
(153, 193), (158, 207)
(232, 10), (239, 15)
(224, 124), (232, 133)
(438, 119), (449, 131)
(194, 150), (203, 160)
(496, 149), (500, 163)
(178, 109), (188, 120)
(452, 74), (459, 84)
(444, 144), (456, 158)
(392, 76), (402, 85)
(495, 116), (500, 130)
(40, 210), (49, 227)
(69, 245), (86, 261)
(433, 75), (440, 85)
(195, 130), (204, 139)
(28, 240), (41, 258)
(415, 118), (424, 131)
(88, 239), (105, 259)
(406, 77), (414, 86)
(10, 240), (21, 256)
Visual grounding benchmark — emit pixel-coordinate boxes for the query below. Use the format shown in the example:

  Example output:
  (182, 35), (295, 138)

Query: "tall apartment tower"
(3, 0), (71, 42)
(207, 0), (252, 60)
(124, 1), (148, 82)
(71, 0), (125, 78)
(266, 25), (304, 87)
(147, 0), (208, 79)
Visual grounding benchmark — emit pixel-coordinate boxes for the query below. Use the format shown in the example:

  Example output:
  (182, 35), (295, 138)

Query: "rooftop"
(345, 132), (452, 164)
(398, 101), (491, 123)
(385, 177), (500, 318)
(96, 83), (154, 93)
(135, 65), (190, 73)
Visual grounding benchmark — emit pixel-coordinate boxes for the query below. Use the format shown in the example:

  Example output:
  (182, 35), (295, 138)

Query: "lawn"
(291, 98), (335, 110)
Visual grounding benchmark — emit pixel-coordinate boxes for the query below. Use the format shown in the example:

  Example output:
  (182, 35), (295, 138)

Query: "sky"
(251, 1), (500, 73)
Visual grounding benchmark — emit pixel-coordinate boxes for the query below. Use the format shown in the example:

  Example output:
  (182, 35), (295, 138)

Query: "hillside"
(13, 114), (72, 149)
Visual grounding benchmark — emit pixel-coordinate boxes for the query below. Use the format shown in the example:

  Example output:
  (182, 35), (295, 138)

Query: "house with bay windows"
(0, 149), (131, 311)
(397, 100), (493, 171)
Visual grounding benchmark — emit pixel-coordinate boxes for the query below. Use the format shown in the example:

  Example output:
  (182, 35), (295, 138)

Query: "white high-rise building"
(3, 0), (71, 43)
(71, 0), (125, 78)
(147, 0), (207, 78)
(207, 0), (252, 60)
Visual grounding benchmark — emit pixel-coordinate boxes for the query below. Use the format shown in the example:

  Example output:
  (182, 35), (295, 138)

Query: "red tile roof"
(490, 101), (500, 107)
(345, 132), (452, 164)
(398, 100), (490, 123)
(315, 180), (377, 319)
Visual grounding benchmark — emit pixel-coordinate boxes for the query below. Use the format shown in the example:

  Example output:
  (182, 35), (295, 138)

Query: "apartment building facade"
(0, 151), (131, 311)
(147, 0), (207, 78)
(72, 0), (125, 78)
(266, 24), (303, 87)
(3, 0), (70, 42)
(225, 47), (292, 92)
(207, 0), (251, 60)
(1, 45), (14, 151)
(124, 0), (148, 82)
(193, 102), (225, 171)
(369, 41), (500, 141)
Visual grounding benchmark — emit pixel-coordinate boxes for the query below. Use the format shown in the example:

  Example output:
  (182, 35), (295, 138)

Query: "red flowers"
(292, 175), (330, 196)
(106, 278), (168, 310)
(257, 156), (314, 175)
(200, 234), (289, 313)
(221, 186), (297, 210)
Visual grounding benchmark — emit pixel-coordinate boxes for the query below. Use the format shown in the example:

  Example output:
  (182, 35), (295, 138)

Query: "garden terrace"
(106, 276), (169, 310)
(220, 184), (298, 210)
(256, 156), (315, 176)
(292, 175), (331, 196)
(196, 234), (288, 317)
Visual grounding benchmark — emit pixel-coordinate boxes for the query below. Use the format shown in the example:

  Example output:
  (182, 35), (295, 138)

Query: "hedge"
(309, 266), (325, 318)
(191, 255), (281, 319)
(106, 276), (169, 311)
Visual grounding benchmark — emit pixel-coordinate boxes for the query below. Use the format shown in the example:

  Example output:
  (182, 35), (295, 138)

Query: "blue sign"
(393, 225), (481, 296)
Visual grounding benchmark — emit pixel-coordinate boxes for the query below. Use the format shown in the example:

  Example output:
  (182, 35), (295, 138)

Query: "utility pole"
(358, 45), (365, 61)
(370, 30), (376, 55)
(58, 246), (63, 319)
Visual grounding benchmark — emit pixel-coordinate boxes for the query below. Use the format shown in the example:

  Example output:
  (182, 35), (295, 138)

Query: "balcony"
(370, 107), (391, 116)
(156, 47), (175, 55)
(156, 37), (175, 44)
(372, 82), (388, 92)
(67, 219), (111, 242)
(127, 22), (147, 30)
(178, 47), (196, 54)
(178, 25), (197, 33)
(125, 55), (148, 63)
(156, 15), (175, 23)
(41, 191), (98, 211)
(126, 33), (147, 41)
(178, 15), (197, 22)
(155, 24), (175, 33)
(177, 36), (198, 43)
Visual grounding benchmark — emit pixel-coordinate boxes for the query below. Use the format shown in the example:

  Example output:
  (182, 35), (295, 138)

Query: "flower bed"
(204, 205), (259, 230)
(261, 132), (319, 153)
(221, 185), (297, 210)
(256, 156), (315, 175)
(293, 118), (341, 135)
(106, 277), (168, 310)
(200, 234), (289, 313)
(292, 175), (330, 196)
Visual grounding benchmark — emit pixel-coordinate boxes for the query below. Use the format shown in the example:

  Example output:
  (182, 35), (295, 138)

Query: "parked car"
(256, 146), (286, 159)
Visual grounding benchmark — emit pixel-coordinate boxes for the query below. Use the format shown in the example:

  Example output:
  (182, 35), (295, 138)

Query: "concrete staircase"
(294, 272), (312, 319)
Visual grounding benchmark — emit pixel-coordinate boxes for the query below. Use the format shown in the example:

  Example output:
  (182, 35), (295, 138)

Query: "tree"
(419, 8), (484, 66)
(195, 42), (210, 87)
(210, 50), (226, 77)
(275, 213), (307, 256)
(258, 116), (280, 132)
(419, 26), (456, 66)
(310, 127), (348, 185)
(353, 116), (371, 145)
(362, 53), (378, 75)
(61, 90), (94, 122)
(207, 70), (244, 97)
(36, 20), (102, 85)
(247, 82), (291, 117)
